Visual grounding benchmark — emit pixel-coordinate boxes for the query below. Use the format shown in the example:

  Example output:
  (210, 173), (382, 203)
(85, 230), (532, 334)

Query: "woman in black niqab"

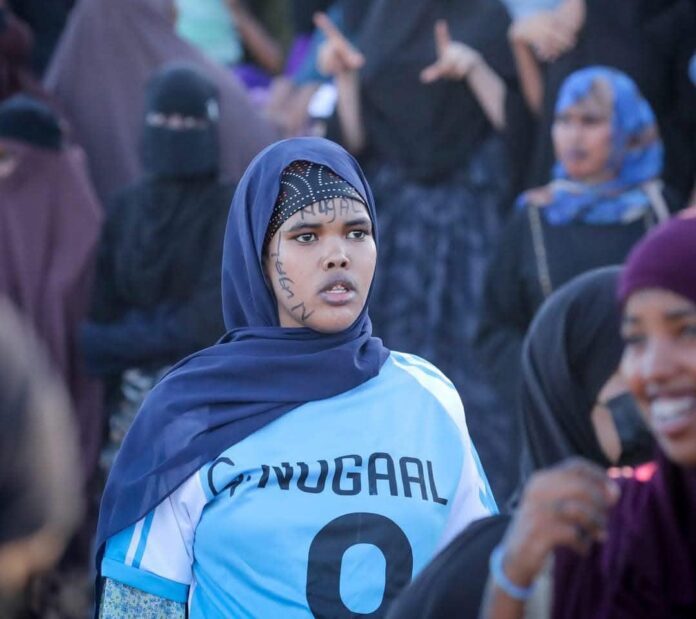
(81, 65), (231, 466)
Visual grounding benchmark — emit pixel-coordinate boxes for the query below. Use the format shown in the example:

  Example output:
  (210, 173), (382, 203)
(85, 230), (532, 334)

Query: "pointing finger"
(314, 11), (348, 45)
(434, 19), (451, 58)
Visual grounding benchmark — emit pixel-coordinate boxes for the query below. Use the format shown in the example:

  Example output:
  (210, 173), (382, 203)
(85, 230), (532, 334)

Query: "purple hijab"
(44, 0), (278, 202)
(553, 215), (696, 618)
(0, 137), (104, 480)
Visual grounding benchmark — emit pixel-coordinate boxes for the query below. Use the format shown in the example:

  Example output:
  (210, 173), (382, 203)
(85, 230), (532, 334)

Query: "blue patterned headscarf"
(96, 137), (388, 555)
(519, 67), (664, 226)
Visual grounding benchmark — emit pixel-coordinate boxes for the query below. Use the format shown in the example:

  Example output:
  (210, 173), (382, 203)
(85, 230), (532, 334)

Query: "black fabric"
(0, 94), (62, 149)
(507, 0), (696, 202)
(476, 204), (664, 408)
(386, 515), (511, 619)
(290, 0), (331, 34)
(519, 267), (623, 479)
(85, 178), (231, 374)
(606, 393), (654, 465)
(351, 0), (514, 182)
(146, 64), (219, 118)
(7, 0), (74, 75)
(141, 64), (220, 179)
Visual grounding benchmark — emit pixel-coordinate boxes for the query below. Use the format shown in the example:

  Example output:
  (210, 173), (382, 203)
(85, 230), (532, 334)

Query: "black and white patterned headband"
(265, 160), (365, 245)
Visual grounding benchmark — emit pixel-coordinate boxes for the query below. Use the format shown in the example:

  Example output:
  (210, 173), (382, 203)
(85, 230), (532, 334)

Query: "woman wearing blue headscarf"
(476, 66), (678, 441)
(95, 137), (496, 618)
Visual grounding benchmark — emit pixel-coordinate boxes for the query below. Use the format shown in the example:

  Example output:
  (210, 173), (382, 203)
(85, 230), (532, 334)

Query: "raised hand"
(420, 20), (481, 83)
(314, 12), (365, 78)
(509, 0), (585, 62)
(500, 458), (620, 588)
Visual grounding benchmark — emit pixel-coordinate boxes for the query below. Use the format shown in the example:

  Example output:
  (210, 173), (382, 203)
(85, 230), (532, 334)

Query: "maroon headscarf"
(553, 214), (696, 618)
(43, 0), (278, 202)
(0, 137), (104, 479)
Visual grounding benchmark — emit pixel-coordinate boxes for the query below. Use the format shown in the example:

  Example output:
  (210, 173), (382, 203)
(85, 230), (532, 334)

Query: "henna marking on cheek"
(291, 301), (315, 322)
(270, 234), (295, 299)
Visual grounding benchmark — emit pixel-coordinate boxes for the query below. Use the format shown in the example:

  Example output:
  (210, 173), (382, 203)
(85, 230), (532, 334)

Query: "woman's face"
(264, 197), (376, 333)
(621, 289), (696, 466)
(552, 95), (613, 184)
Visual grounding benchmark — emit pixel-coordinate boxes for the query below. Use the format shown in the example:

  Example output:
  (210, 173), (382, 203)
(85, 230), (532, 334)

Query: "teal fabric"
(175, 0), (242, 65)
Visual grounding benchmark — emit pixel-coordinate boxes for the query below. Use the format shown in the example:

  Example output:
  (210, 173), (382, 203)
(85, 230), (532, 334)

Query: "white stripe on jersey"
(125, 518), (145, 567)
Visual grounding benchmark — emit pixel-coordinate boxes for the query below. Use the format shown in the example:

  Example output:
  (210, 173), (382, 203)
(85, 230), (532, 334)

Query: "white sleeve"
(431, 390), (499, 553)
(101, 472), (208, 602)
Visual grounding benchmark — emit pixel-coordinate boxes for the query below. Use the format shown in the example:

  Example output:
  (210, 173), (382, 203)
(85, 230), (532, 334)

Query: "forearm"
(228, 1), (283, 74)
(335, 70), (366, 154)
(509, 38), (543, 116)
(467, 58), (507, 130)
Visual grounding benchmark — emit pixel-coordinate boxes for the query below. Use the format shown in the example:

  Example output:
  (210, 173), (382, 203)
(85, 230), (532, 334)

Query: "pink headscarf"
(0, 137), (104, 478)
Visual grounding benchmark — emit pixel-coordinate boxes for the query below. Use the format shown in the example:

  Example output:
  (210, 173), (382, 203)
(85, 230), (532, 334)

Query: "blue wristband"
(489, 544), (535, 601)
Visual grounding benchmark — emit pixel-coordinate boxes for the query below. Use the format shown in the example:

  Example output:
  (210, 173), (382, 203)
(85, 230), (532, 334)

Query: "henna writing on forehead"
(297, 197), (365, 223)
(317, 199), (336, 223)
(299, 202), (316, 219)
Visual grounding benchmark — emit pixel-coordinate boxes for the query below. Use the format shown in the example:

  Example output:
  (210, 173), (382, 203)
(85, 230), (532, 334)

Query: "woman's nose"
(322, 240), (350, 270)
(641, 337), (679, 384)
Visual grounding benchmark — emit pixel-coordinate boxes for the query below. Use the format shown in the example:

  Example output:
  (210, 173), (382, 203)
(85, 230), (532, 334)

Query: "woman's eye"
(295, 233), (316, 243)
(348, 230), (368, 240)
(679, 323), (696, 340)
(580, 115), (605, 126)
(622, 332), (646, 348)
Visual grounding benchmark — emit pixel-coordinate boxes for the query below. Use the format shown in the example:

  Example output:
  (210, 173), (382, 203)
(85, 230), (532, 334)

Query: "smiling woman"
(478, 214), (696, 619)
(95, 138), (497, 619)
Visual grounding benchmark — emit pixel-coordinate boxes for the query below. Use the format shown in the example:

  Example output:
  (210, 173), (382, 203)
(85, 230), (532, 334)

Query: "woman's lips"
(319, 283), (356, 306)
(649, 396), (696, 439)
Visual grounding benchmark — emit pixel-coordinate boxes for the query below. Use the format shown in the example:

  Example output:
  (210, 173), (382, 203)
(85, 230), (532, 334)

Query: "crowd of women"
(0, 0), (695, 617)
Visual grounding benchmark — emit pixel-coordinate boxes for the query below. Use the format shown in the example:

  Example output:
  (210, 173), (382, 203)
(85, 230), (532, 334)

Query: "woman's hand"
(508, 0), (585, 62)
(501, 458), (620, 588)
(314, 12), (365, 78)
(420, 20), (482, 83)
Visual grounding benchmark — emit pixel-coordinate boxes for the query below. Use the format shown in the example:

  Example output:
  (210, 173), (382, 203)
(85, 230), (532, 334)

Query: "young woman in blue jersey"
(96, 137), (496, 618)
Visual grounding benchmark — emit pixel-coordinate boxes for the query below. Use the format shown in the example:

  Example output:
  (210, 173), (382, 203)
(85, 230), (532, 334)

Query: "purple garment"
(284, 34), (312, 78)
(0, 138), (104, 480)
(553, 454), (696, 618)
(552, 214), (696, 617)
(618, 215), (696, 307)
(43, 0), (278, 203)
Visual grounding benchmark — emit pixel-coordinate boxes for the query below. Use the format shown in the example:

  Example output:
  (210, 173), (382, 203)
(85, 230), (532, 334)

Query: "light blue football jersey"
(103, 351), (497, 617)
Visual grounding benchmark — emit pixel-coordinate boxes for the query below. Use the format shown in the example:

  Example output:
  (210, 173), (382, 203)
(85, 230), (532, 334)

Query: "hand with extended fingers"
(314, 12), (365, 78)
(499, 458), (620, 589)
(509, 0), (585, 62)
(420, 20), (482, 83)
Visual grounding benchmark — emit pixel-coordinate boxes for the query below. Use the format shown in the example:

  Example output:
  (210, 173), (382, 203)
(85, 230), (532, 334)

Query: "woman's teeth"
(650, 397), (696, 427)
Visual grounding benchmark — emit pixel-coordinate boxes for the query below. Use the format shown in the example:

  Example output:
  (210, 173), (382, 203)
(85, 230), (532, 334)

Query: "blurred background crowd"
(0, 0), (694, 616)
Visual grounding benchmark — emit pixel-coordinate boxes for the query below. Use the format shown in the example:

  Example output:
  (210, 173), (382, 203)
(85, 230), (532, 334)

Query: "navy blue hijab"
(96, 137), (388, 553)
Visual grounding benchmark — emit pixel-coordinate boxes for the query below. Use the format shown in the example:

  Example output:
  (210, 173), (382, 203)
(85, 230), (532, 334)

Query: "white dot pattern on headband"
(264, 162), (365, 243)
